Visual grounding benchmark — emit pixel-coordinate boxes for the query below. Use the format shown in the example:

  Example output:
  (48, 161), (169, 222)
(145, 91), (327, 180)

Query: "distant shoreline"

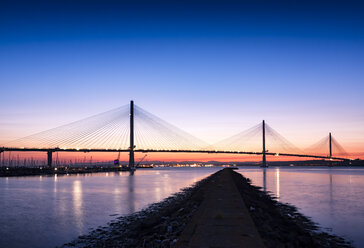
(0, 166), (132, 177)
(1, 162), (364, 178)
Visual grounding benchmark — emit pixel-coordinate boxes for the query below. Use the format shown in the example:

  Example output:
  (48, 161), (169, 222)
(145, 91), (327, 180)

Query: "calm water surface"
(0, 168), (220, 248)
(1, 167), (364, 248)
(239, 166), (364, 248)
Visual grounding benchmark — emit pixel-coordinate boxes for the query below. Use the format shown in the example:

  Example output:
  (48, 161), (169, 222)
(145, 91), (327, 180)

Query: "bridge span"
(0, 101), (352, 168)
(0, 147), (350, 168)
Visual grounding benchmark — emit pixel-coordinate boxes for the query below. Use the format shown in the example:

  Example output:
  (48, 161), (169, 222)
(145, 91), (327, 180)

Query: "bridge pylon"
(329, 132), (333, 167)
(261, 120), (268, 167)
(129, 100), (135, 171)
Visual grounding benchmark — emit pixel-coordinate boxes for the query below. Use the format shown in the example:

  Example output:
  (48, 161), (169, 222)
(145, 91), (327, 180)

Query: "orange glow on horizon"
(1, 151), (363, 166)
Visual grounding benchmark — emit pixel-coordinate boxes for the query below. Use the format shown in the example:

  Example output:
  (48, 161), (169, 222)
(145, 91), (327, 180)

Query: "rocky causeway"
(61, 168), (352, 248)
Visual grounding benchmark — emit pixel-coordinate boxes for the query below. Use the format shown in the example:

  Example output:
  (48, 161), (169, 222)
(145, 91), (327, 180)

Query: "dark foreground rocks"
(61, 168), (353, 248)
(61, 173), (210, 248)
(230, 170), (352, 248)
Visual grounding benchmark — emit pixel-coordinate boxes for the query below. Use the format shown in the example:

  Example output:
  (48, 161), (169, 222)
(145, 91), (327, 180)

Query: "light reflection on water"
(0, 168), (219, 248)
(239, 166), (364, 247)
(73, 180), (83, 234)
(2, 166), (363, 247)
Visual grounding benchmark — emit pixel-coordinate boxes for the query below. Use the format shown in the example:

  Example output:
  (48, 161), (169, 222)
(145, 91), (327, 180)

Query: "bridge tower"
(261, 120), (267, 167)
(329, 132), (333, 167)
(129, 100), (135, 170)
(329, 132), (332, 158)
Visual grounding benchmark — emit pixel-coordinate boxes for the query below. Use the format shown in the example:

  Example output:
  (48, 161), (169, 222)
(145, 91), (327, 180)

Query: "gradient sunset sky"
(1, 0), (363, 157)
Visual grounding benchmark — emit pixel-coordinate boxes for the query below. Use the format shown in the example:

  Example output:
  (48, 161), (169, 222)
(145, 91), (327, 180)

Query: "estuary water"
(0, 166), (364, 247)
(239, 166), (364, 247)
(0, 168), (219, 248)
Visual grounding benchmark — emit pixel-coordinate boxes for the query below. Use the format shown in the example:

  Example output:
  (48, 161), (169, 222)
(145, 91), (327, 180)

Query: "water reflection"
(261, 167), (280, 199)
(53, 174), (58, 193)
(0, 168), (220, 248)
(262, 168), (267, 192)
(127, 173), (135, 213)
(276, 168), (280, 199)
(240, 166), (364, 247)
(329, 172), (334, 219)
(73, 180), (83, 233)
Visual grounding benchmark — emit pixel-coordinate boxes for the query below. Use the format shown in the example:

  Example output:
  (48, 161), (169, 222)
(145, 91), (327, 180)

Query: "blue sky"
(0, 0), (363, 151)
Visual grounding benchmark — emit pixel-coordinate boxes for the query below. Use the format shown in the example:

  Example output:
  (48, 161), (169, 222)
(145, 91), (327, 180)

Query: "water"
(0, 168), (219, 248)
(239, 166), (364, 247)
(1, 167), (364, 247)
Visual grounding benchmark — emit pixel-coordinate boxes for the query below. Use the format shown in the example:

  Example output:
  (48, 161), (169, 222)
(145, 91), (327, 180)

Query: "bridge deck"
(0, 147), (349, 161)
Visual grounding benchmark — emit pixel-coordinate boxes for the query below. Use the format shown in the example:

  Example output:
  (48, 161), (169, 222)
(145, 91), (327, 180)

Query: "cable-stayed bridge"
(0, 101), (352, 169)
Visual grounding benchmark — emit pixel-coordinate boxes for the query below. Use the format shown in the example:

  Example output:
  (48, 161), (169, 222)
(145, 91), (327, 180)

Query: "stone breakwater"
(61, 168), (352, 248)
(61, 173), (210, 248)
(230, 170), (352, 248)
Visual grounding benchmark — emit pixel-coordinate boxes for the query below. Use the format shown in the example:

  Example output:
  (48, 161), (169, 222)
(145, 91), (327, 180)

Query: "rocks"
(230, 170), (353, 248)
(61, 169), (353, 248)
(61, 171), (213, 248)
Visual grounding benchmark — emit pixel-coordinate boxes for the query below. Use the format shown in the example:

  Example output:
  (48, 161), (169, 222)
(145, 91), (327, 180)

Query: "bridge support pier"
(0, 149), (3, 166)
(129, 100), (135, 171)
(47, 150), (53, 168)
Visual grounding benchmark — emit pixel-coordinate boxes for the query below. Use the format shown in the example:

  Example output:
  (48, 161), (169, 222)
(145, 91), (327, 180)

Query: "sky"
(0, 0), (363, 160)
